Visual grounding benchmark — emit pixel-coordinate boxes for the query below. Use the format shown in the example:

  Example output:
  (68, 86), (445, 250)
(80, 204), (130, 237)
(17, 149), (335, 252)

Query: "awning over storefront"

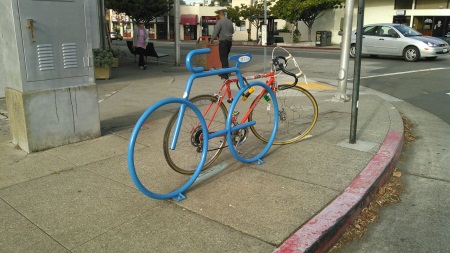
(180, 14), (198, 25)
(202, 16), (217, 24)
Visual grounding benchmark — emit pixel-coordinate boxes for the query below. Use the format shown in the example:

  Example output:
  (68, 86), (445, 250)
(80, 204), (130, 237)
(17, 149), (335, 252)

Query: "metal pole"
(99, 0), (107, 49)
(174, 0), (180, 66)
(167, 6), (170, 40)
(263, 0), (267, 72)
(334, 0), (354, 101)
(349, 0), (365, 144)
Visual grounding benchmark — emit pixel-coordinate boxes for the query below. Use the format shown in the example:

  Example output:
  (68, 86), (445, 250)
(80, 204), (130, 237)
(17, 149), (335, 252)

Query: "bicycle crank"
(231, 127), (249, 148)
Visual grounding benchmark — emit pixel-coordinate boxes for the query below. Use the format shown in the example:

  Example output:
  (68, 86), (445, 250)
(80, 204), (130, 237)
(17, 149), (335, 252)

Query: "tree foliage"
(271, 0), (342, 42)
(105, 0), (174, 23)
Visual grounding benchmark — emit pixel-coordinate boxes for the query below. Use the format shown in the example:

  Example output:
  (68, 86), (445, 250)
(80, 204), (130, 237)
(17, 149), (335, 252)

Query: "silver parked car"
(350, 24), (450, 62)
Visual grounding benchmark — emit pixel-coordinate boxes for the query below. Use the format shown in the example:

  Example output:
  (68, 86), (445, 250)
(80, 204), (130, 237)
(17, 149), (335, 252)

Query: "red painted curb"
(274, 130), (404, 253)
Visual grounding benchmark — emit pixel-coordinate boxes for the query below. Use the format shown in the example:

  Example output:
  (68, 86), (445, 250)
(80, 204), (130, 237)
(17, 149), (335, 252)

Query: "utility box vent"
(62, 43), (78, 69)
(37, 44), (55, 71)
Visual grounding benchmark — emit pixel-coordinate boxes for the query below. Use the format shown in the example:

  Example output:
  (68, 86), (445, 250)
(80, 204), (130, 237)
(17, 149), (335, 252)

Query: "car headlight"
(425, 41), (437, 47)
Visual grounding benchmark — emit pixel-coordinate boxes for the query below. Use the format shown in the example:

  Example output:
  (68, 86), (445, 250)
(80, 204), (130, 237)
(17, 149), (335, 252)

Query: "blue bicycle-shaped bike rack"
(127, 48), (279, 201)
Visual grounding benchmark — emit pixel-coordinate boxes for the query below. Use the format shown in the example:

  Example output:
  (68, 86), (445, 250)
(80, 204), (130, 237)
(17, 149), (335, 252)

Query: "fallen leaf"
(393, 171), (402, 177)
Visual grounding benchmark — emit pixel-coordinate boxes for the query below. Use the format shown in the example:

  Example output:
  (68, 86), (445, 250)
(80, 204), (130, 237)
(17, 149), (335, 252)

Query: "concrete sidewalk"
(0, 56), (403, 252)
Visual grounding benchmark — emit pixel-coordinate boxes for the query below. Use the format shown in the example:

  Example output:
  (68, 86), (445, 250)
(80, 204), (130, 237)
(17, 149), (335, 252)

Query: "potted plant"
(93, 48), (114, 79)
(110, 48), (126, 68)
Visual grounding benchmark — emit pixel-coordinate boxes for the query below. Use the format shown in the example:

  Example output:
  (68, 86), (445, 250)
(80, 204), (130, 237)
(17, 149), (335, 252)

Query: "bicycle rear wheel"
(163, 95), (228, 174)
(249, 85), (318, 144)
(128, 98), (208, 200)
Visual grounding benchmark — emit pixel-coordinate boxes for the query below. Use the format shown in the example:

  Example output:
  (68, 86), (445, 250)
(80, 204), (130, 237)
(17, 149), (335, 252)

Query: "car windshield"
(393, 25), (422, 37)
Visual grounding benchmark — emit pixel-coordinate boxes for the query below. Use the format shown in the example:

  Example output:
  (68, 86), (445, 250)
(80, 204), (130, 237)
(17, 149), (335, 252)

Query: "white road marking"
(348, 67), (450, 80)
(447, 93), (450, 96)
(98, 91), (118, 103)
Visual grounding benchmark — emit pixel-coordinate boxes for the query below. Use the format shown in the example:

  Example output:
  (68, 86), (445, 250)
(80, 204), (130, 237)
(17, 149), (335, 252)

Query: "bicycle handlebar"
(272, 56), (298, 87)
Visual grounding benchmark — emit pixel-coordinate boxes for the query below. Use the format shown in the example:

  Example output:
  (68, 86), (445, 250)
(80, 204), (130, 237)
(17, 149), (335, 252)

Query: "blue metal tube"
(170, 103), (187, 150)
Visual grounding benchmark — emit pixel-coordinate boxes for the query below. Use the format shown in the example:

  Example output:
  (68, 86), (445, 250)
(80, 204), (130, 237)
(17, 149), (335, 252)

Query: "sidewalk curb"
(273, 130), (404, 253)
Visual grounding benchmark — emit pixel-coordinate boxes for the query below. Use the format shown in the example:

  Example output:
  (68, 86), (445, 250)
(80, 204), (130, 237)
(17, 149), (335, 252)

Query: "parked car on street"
(350, 24), (449, 62)
(110, 31), (123, 40)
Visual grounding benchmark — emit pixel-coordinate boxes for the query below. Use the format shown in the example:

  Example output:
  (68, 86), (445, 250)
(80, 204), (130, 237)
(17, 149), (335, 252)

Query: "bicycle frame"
(170, 49), (256, 150)
(213, 73), (277, 126)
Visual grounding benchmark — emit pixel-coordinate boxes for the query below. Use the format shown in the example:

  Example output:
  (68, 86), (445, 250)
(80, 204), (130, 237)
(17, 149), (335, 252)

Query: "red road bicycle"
(163, 47), (319, 174)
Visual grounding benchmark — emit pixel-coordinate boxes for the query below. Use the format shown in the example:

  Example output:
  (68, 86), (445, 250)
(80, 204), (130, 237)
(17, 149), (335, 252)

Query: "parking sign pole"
(349, 0), (365, 144)
(334, 0), (354, 101)
(174, 0), (180, 66)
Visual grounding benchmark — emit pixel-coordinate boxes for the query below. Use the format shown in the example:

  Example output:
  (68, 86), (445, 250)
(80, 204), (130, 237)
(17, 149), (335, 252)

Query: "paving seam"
(273, 130), (404, 253)
(401, 172), (450, 183)
(169, 201), (278, 248)
(0, 196), (71, 251)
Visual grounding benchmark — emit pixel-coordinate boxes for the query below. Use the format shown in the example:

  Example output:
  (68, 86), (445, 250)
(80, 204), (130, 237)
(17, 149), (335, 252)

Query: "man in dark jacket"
(210, 11), (234, 79)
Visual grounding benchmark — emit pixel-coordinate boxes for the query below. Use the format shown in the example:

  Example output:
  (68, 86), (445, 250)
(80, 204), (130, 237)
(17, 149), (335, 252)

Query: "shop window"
(393, 15), (411, 26)
(394, 0), (413, 9)
(415, 0), (449, 9)
(413, 16), (434, 36)
(432, 17), (446, 37)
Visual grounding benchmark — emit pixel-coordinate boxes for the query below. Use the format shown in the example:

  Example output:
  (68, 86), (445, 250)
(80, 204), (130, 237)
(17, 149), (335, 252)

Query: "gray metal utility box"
(0, 0), (101, 152)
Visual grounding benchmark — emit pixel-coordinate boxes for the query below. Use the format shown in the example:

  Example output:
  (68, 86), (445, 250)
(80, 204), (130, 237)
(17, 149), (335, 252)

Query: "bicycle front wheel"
(163, 95), (228, 174)
(249, 85), (318, 144)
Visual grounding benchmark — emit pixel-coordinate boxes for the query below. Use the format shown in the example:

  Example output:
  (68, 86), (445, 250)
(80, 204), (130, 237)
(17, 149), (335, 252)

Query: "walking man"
(133, 20), (148, 70)
(210, 11), (234, 79)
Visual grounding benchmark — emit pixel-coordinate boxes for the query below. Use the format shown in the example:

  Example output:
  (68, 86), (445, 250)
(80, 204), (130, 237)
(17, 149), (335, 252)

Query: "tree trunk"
(308, 27), (312, 42)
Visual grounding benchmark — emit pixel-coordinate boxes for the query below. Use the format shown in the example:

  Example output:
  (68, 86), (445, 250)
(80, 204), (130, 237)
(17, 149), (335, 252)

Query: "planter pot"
(112, 58), (119, 68)
(94, 67), (111, 80)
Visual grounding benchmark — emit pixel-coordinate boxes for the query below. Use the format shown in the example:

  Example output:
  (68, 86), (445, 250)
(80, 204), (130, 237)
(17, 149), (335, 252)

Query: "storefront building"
(106, 10), (133, 38)
(298, 0), (450, 45)
(394, 0), (450, 41)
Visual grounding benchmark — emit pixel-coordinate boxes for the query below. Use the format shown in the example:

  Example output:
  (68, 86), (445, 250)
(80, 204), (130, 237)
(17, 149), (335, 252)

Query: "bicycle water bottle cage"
(229, 53), (252, 69)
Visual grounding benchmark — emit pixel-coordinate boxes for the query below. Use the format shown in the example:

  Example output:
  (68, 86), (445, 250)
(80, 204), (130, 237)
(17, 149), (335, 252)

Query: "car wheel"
(425, 56), (437, 60)
(349, 44), (356, 58)
(403, 46), (420, 62)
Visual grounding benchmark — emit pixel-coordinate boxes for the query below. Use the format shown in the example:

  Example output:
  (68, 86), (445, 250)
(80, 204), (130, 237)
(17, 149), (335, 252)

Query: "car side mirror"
(391, 34), (399, 38)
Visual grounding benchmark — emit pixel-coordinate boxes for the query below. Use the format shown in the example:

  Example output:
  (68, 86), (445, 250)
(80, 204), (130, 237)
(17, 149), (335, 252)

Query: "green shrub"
(93, 48), (114, 68)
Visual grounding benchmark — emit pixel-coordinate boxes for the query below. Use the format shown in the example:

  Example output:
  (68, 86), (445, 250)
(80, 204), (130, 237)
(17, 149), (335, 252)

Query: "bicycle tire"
(227, 81), (278, 164)
(163, 95), (228, 174)
(128, 98), (208, 200)
(249, 85), (318, 145)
